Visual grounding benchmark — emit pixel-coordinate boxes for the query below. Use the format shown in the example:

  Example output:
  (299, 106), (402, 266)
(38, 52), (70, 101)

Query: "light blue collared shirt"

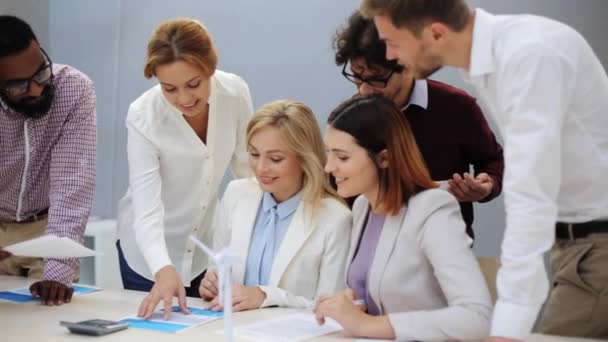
(244, 191), (301, 286)
(401, 79), (429, 111)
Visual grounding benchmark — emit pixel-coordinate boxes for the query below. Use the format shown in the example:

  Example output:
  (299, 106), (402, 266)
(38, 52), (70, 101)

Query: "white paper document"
(234, 313), (342, 341)
(121, 306), (223, 333)
(3, 235), (98, 258)
(0, 284), (100, 303)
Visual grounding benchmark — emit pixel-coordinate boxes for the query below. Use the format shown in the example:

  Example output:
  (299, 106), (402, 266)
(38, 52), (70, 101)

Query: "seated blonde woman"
(316, 94), (492, 341)
(199, 100), (352, 311)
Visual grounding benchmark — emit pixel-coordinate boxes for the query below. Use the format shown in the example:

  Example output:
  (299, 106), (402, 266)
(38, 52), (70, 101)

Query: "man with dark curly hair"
(332, 11), (504, 238)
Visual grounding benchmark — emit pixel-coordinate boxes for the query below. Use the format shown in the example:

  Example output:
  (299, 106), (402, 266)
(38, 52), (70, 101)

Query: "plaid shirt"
(0, 64), (97, 285)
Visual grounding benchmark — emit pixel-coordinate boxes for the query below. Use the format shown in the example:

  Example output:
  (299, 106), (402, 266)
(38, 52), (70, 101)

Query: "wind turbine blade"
(188, 235), (218, 261)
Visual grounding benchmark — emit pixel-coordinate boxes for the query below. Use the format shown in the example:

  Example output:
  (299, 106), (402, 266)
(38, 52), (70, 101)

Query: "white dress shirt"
(117, 70), (253, 283)
(461, 8), (608, 339)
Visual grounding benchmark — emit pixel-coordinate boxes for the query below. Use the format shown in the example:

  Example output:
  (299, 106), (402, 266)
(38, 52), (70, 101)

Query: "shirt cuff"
(491, 300), (541, 340)
(43, 258), (79, 286)
(479, 175), (500, 203)
(257, 285), (276, 308)
(145, 251), (173, 277)
(387, 312), (413, 341)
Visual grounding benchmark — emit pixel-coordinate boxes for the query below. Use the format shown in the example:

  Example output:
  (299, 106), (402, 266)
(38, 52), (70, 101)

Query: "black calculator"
(60, 319), (129, 336)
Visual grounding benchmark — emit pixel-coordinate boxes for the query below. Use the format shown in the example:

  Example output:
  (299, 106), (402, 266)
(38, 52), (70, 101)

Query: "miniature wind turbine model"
(189, 235), (239, 342)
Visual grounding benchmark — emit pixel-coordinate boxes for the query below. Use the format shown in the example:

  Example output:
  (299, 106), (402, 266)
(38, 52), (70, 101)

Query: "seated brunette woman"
(316, 94), (492, 341)
(199, 100), (352, 311)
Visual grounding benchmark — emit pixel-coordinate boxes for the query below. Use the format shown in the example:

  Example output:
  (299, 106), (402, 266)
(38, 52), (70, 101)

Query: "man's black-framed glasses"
(342, 62), (396, 89)
(0, 48), (53, 97)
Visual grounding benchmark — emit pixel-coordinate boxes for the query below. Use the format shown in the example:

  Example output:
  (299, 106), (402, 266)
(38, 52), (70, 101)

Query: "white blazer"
(117, 70), (253, 282)
(213, 178), (352, 308)
(349, 190), (492, 341)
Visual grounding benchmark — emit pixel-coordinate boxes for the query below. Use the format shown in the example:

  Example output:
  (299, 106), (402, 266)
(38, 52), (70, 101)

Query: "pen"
(352, 299), (365, 306)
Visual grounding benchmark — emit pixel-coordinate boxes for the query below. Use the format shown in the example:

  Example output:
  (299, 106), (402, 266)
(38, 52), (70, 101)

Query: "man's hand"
(0, 249), (12, 260)
(208, 284), (267, 312)
(29, 280), (74, 306)
(138, 265), (189, 320)
(485, 337), (523, 342)
(448, 172), (494, 202)
(199, 268), (219, 301)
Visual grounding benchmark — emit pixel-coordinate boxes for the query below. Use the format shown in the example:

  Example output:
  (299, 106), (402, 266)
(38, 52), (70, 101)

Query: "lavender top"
(347, 210), (385, 315)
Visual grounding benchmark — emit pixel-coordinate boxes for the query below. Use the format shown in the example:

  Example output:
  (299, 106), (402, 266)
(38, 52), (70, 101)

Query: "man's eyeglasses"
(342, 63), (396, 89)
(0, 48), (53, 97)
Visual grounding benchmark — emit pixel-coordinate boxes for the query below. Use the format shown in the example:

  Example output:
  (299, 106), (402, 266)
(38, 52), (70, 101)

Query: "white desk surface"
(0, 276), (601, 342)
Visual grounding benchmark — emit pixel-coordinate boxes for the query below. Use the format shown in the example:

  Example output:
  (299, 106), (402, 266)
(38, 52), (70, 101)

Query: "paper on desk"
(234, 313), (342, 341)
(3, 235), (98, 258)
(0, 284), (100, 303)
(120, 306), (223, 334)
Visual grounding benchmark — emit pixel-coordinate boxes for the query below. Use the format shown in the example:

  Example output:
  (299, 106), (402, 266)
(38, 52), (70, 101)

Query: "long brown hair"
(327, 94), (436, 215)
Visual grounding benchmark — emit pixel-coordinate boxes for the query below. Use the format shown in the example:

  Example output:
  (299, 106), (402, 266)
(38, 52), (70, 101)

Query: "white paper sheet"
(3, 235), (98, 258)
(234, 313), (342, 341)
(120, 306), (223, 333)
(0, 284), (100, 303)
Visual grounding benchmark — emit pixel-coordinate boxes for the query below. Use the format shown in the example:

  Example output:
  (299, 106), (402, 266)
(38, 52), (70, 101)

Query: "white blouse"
(117, 70), (253, 282)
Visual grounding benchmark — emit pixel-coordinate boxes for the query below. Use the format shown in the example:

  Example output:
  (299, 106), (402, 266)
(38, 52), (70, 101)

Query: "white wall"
(9, 0), (608, 258)
(0, 0), (49, 47)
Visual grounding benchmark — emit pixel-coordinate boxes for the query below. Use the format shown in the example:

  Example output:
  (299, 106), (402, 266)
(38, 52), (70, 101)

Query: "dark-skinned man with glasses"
(332, 11), (504, 238)
(0, 16), (96, 306)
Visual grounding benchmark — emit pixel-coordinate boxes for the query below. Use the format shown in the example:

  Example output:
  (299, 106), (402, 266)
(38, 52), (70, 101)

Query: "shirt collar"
(0, 94), (23, 120)
(465, 8), (497, 79)
(208, 72), (217, 107)
(262, 190), (301, 219)
(402, 79), (428, 110)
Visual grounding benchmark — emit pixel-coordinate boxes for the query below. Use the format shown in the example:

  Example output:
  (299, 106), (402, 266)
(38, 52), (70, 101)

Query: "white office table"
(0, 276), (602, 342)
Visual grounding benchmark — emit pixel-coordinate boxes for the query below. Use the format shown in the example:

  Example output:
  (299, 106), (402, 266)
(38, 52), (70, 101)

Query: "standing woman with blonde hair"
(116, 18), (253, 319)
(199, 100), (351, 311)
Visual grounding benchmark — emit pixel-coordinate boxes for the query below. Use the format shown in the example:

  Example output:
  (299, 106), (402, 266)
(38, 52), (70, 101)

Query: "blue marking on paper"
(120, 318), (188, 333)
(171, 306), (224, 317)
(0, 291), (34, 302)
(0, 284), (99, 303)
(72, 285), (99, 294)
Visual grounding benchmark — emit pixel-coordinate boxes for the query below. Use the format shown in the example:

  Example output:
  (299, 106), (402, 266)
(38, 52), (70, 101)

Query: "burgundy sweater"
(404, 80), (504, 236)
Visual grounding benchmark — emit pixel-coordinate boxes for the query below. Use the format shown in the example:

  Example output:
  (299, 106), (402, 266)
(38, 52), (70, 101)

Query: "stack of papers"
(120, 306), (223, 333)
(2, 235), (98, 258)
(234, 313), (342, 341)
(0, 285), (99, 303)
